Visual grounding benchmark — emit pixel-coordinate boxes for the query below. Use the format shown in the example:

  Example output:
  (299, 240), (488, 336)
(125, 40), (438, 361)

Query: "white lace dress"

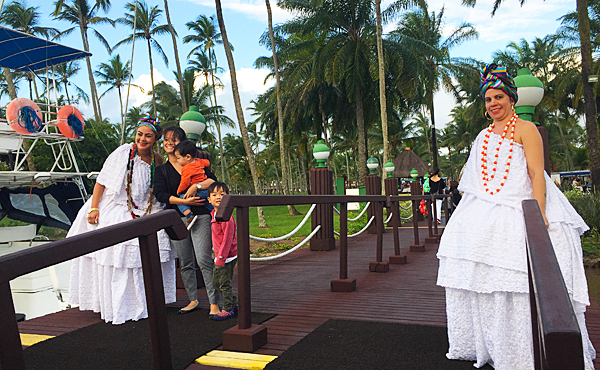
(68, 144), (176, 324)
(437, 130), (596, 369)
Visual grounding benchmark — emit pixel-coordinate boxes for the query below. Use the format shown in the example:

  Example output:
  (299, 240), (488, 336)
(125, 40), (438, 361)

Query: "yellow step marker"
(196, 350), (277, 370)
(20, 333), (54, 346)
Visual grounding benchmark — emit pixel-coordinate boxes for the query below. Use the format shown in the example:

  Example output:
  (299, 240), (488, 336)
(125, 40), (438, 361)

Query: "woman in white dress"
(436, 64), (596, 369)
(68, 116), (176, 325)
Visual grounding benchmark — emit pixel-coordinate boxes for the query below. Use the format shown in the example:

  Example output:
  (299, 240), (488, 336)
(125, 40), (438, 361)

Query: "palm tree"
(54, 61), (90, 104)
(390, 5), (477, 169)
(53, 0), (113, 125)
(115, 1), (170, 117)
(265, 0), (300, 216)
(278, 0), (380, 183)
(162, 0), (186, 113)
(94, 55), (142, 144)
(215, 0), (268, 228)
(184, 14), (228, 182)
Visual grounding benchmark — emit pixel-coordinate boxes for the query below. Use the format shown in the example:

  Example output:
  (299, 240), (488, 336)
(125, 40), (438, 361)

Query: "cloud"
(76, 69), (175, 125)
(213, 67), (272, 136)
(185, 0), (293, 23)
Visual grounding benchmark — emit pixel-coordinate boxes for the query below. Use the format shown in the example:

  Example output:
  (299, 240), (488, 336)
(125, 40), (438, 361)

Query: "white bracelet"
(197, 183), (202, 190)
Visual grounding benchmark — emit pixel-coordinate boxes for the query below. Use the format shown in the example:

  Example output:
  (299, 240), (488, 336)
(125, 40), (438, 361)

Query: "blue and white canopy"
(0, 26), (91, 72)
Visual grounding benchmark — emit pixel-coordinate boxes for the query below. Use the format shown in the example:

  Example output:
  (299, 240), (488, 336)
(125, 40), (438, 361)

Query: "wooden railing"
(522, 200), (584, 370)
(214, 193), (451, 351)
(0, 210), (187, 370)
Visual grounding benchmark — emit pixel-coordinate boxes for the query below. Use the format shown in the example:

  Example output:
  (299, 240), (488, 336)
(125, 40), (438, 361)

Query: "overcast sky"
(28, 0), (575, 135)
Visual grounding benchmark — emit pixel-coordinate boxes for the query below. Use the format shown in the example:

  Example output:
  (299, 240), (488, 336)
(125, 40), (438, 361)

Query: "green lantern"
(179, 106), (206, 142)
(367, 156), (379, 175)
(313, 140), (330, 168)
(384, 160), (395, 178)
(513, 68), (544, 123)
(410, 168), (419, 179)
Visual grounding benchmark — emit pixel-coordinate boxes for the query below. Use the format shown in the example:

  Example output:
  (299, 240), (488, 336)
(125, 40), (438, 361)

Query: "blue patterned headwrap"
(480, 64), (518, 103)
(138, 115), (161, 133)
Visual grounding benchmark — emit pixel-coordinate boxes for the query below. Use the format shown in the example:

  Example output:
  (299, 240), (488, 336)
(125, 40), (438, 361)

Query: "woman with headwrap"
(436, 64), (595, 369)
(68, 116), (177, 325)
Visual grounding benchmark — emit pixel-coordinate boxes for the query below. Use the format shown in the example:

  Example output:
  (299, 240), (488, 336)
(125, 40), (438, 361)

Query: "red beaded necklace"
(480, 114), (518, 195)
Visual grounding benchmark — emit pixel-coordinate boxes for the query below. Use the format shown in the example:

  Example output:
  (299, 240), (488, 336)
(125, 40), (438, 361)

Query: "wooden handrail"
(522, 199), (584, 370)
(0, 210), (188, 370)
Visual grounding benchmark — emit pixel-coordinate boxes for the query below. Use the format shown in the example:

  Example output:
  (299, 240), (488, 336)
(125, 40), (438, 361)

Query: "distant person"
(426, 168), (445, 224)
(573, 177), (580, 189)
(208, 181), (238, 321)
(68, 116), (176, 325)
(174, 140), (213, 220)
(585, 178), (592, 192)
(436, 64), (595, 369)
(448, 180), (461, 209)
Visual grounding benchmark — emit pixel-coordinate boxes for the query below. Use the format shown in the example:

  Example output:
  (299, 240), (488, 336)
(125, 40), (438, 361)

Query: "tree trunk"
(376, 0), (388, 193)
(215, 0), (268, 228)
(356, 89), (367, 184)
(577, 0), (600, 192)
(163, 0), (186, 113)
(430, 96), (439, 169)
(77, 7), (102, 124)
(209, 54), (227, 182)
(118, 87), (126, 144)
(4, 68), (16, 100)
(555, 110), (573, 170)
(147, 38), (158, 117)
(64, 81), (71, 104)
(266, 0), (300, 216)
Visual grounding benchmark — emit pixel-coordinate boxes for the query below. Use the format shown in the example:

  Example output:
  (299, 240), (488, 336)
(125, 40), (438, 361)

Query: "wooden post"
(138, 233), (173, 370)
(369, 199), (389, 272)
(223, 206), (268, 352)
(386, 178), (407, 265)
(331, 202), (356, 292)
(410, 182), (425, 252)
(0, 281), (25, 370)
(365, 174), (383, 234)
(538, 126), (552, 176)
(310, 168), (335, 251)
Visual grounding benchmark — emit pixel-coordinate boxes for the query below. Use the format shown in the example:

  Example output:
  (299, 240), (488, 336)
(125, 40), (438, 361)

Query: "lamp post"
(384, 159), (406, 265)
(310, 140), (335, 251)
(179, 106), (206, 143)
(410, 168), (419, 181)
(367, 156), (379, 175)
(313, 140), (330, 167)
(514, 68), (550, 175)
(514, 68), (544, 122)
(384, 160), (395, 178)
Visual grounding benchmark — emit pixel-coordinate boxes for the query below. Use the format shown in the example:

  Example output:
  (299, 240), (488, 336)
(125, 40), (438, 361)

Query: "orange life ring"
(6, 98), (43, 135)
(56, 105), (85, 138)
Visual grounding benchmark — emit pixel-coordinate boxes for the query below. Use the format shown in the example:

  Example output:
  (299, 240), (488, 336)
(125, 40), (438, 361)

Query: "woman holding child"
(154, 126), (221, 317)
(68, 116), (176, 325)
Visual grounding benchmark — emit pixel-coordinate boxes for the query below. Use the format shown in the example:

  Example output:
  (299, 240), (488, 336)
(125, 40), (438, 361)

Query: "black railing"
(0, 210), (187, 370)
(522, 199), (584, 370)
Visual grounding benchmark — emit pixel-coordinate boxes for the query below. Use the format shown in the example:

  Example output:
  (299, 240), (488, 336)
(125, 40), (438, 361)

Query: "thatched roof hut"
(392, 148), (430, 178)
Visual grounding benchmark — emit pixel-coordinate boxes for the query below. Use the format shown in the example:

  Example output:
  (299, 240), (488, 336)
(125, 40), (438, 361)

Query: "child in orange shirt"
(174, 140), (212, 218)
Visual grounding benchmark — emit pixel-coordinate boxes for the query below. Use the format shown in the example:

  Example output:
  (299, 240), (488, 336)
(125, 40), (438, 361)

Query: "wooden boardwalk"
(17, 224), (600, 369)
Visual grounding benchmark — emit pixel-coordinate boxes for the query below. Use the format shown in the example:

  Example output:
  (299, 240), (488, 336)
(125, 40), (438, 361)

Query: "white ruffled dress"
(68, 144), (176, 324)
(437, 130), (596, 369)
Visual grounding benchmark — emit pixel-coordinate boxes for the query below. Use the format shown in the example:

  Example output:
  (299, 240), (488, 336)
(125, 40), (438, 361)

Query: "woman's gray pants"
(190, 214), (221, 305)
